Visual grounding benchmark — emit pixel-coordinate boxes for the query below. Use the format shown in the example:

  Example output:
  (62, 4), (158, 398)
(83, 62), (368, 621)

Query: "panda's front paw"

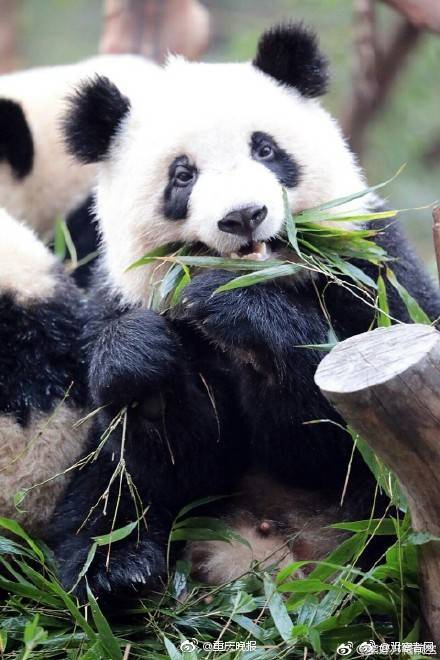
(172, 270), (275, 354)
(172, 270), (245, 335)
(90, 309), (182, 407)
(63, 539), (166, 607)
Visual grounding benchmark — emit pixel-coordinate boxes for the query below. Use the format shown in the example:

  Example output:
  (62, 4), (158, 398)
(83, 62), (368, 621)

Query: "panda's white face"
(94, 58), (365, 305)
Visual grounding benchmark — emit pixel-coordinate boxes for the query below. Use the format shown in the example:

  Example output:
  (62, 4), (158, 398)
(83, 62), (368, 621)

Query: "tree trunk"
(315, 324), (440, 644)
(0, 0), (20, 73)
(381, 0), (440, 33)
(100, 0), (210, 62)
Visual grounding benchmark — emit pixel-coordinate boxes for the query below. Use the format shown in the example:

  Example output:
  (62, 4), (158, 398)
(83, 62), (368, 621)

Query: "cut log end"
(315, 323), (440, 645)
(315, 323), (439, 395)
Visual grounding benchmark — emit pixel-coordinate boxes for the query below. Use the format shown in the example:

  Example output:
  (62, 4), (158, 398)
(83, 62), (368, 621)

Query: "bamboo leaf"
(302, 165), (405, 213)
(283, 188), (301, 256)
(264, 575), (293, 643)
(377, 275), (391, 327)
(93, 520), (138, 546)
(0, 518), (44, 563)
(386, 268), (431, 324)
(87, 586), (122, 659)
(214, 263), (303, 293)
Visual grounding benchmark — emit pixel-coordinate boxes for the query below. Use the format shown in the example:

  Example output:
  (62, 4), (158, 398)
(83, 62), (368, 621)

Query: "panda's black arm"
(48, 341), (244, 605)
(172, 269), (364, 487)
(82, 284), (184, 410)
(172, 269), (330, 372)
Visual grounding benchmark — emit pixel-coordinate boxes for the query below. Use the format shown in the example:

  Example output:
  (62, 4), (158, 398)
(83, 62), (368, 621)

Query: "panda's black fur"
(0, 99), (34, 179)
(48, 24), (440, 604)
(0, 271), (87, 425)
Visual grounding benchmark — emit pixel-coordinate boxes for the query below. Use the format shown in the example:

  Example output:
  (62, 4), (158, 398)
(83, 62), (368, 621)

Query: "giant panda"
(0, 209), (89, 534)
(48, 23), (440, 601)
(0, 55), (159, 286)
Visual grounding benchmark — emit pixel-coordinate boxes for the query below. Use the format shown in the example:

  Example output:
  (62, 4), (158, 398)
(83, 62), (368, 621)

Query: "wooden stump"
(315, 323), (440, 644)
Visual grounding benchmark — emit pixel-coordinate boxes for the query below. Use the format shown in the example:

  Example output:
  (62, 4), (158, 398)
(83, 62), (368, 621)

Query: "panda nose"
(218, 205), (268, 237)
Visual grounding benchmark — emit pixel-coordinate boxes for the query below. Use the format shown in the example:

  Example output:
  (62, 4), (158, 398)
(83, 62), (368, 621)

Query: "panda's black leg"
(50, 461), (170, 605)
(50, 304), (243, 604)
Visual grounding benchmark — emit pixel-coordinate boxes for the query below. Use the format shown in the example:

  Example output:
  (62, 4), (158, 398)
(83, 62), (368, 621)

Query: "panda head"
(64, 23), (365, 304)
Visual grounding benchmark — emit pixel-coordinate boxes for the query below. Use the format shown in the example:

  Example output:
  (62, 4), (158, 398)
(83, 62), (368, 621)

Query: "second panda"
(0, 209), (88, 533)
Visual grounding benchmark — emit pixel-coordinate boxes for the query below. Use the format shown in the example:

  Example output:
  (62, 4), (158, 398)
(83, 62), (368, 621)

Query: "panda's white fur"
(0, 209), (89, 534)
(0, 55), (159, 236)
(0, 208), (58, 301)
(96, 57), (367, 306)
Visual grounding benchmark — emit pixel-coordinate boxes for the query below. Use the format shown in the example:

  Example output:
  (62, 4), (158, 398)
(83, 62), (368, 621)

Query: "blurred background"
(1, 0), (439, 271)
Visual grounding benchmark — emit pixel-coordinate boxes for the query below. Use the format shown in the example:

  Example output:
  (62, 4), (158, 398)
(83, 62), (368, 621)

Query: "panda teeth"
(230, 241), (271, 261)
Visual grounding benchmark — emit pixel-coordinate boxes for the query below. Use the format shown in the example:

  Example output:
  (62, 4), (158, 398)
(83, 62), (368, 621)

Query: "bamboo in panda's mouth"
(228, 240), (272, 261)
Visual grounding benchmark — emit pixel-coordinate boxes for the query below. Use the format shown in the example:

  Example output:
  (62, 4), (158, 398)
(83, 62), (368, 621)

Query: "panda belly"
(0, 209), (89, 534)
(185, 470), (349, 584)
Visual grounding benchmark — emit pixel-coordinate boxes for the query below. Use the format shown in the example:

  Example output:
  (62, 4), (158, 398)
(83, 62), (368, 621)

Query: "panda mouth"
(228, 240), (272, 261)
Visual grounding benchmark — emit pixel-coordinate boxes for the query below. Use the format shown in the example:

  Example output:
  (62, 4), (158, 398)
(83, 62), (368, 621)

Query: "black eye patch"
(251, 131), (300, 188)
(163, 155), (198, 221)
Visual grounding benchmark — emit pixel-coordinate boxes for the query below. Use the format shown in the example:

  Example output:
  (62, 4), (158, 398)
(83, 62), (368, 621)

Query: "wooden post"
(315, 324), (440, 645)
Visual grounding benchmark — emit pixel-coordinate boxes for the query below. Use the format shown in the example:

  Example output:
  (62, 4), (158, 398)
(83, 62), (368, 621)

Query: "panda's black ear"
(253, 23), (329, 98)
(0, 99), (34, 179)
(63, 75), (131, 164)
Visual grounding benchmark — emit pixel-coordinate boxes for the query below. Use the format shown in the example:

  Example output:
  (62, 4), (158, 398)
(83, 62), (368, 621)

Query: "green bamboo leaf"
(171, 528), (237, 543)
(170, 265), (191, 306)
(87, 586), (122, 659)
(328, 256), (378, 289)
(71, 542), (97, 592)
(177, 255), (283, 271)
(386, 268), (431, 324)
(0, 518), (44, 563)
(54, 218), (77, 266)
(93, 520), (138, 546)
(277, 579), (333, 594)
(340, 580), (396, 613)
(283, 188), (301, 256)
(304, 165), (405, 213)
(0, 629), (7, 654)
(296, 209), (397, 225)
(174, 516), (237, 530)
(377, 275), (391, 327)
(175, 495), (229, 520)
(231, 614), (266, 641)
(406, 531), (440, 545)
(126, 243), (182, 271)
(264, 575), (293, 643)
(163, 636), (183, 660)
(214, 263), (303, 293)
(54, 218), (67, 260)
(332, 519), (398, 535)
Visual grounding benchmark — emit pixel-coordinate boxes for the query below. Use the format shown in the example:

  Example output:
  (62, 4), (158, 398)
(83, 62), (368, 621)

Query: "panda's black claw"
(64, 538), (166, 608)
